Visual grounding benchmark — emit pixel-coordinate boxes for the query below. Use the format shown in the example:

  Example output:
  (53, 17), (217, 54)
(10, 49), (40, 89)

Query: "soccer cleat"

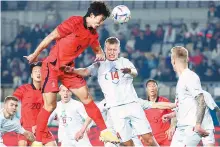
(99, 129), (120, 143)
(31, 141), (43, 147)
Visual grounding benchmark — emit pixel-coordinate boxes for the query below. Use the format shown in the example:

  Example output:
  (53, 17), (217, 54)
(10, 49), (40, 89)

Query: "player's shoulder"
(118, 57), (130, 63)
(158, 96), (170, 102)
(16, 84), (32, 90)
(68, 16), (83, 24)
(183, 69), (200, 80)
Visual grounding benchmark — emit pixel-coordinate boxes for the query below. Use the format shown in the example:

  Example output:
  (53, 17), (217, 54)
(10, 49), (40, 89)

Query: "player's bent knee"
(18, 140), (28, 147)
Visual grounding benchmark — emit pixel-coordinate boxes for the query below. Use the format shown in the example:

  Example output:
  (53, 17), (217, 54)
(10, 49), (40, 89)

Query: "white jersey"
(175, 69), (213, 129)
(0, 109), (25, 143)
(88, 57), (139, 108)
(48, 99), (88, 142)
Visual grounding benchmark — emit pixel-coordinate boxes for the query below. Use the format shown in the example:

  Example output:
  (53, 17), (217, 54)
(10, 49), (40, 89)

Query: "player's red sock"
(36, 108), (51, 142)
(84, 101), (107, 131)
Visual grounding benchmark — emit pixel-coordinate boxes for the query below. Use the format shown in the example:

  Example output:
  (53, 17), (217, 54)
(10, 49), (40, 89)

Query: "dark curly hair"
(85, 1), (111, 20)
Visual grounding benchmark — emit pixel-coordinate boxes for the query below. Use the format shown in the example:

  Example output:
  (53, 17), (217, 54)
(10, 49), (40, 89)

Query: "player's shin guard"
(84, 101), (107, 131)
(36, 108), (51, 142)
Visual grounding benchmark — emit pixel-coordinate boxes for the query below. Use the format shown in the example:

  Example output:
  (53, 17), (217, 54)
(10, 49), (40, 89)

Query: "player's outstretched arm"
(92, 46), (105, 61)
(24, 28), (60, 63)
(162, 112), (176, 123)
(75, 117), (92, 141)
(151, 102), (176, 109)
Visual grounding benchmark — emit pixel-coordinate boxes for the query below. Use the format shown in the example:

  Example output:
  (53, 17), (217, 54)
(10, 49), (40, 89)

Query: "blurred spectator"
(211, 21), (220, 50)
(154, 24), (164, 42)
(203, 68), (215, 81)
(99, 25), (110, 47)
(163, 23), (176, 43)
(208, 3), (219, 22)
(1, 1), (8, 11)
(211, 38), (220, 65)
(126, 34), (136, 54)
(131, 23), (140, 37)
(111, 23), (121, 38)
(44, 5), (61, 29)
(176, 23), (190, 43)
(189, 49), (204, 66)
(189, 22), (200, 37)
(118, 32), (127, 52)
(17, 1), (27, 10)
(135, 31), (148, 53)
(144, 24), (154, 52)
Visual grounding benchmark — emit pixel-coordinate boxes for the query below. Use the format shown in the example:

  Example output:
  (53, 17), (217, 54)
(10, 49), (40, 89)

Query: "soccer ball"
(111, 5), (131, 24)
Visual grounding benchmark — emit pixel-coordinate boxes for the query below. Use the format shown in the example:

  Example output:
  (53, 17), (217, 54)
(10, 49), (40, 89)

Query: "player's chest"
(98, 62), (130, 85)
(21, 91), (43, 107)
(144, 109), (166, 122)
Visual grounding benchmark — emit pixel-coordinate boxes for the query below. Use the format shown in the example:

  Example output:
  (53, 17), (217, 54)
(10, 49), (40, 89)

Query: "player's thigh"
(202, 129), (215, 147)
(170, 128), (185, 147)
(42, 92), (57, 110)
(18, 140), (28, 147)
(18, 134), (30, 147)
(41, 61), (59, 93)
(182, 126), (201, 146)
(108, 106), (133, 142)
(69, 86), (92, 104)
(130, 103), (152, 135)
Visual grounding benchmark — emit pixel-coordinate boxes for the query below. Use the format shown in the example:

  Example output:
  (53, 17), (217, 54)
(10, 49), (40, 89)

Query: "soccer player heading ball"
(24, 1), (120, 146)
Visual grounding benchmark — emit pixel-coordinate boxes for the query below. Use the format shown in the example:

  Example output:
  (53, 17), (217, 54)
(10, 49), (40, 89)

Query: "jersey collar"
(148, 96), (159, 102)
(31, 83), (41, 90)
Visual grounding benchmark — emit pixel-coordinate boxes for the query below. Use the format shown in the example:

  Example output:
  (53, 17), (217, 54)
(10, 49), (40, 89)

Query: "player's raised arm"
(151, 102), (176, 109)
(24, 28), (60, 63)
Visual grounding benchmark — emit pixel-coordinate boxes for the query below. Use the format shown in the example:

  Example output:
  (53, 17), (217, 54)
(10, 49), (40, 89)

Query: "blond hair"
(171, 46), (189, 63)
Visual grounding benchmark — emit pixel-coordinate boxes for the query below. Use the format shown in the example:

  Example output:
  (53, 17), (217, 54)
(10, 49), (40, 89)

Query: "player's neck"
(32, 81), (41, 90)
(176, 63), (188, 77)
(3, 109), (12, 119)
(149, 95), (157, 102)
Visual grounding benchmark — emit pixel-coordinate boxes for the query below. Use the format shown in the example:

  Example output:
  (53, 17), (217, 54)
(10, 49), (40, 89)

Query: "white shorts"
(109, 102), (152, 142)
(0, 142), (6, 147)
(61, 133), (92, 147)
(202, 129), (215, 145)
(170, 126), (201, 147)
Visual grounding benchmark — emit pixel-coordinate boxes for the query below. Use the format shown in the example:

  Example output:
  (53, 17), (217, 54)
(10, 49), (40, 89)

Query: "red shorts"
(17, 127), (55, 145)
(41, 60), (86, 93)
(154, 133), (171, 146)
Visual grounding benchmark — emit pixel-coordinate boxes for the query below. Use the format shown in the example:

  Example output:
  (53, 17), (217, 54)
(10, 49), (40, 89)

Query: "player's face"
(31, 66), (41, 82)
(171, 53), (176, 71)
(59, 86), (72, 103)
(105, 43), (120, 61)
(5, 100), (18, 116)
(90, 14), (105, 29)
(146, 82), (158, 97)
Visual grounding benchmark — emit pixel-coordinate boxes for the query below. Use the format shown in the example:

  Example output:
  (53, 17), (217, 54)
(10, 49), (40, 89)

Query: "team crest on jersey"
(60, 110), (72, 127)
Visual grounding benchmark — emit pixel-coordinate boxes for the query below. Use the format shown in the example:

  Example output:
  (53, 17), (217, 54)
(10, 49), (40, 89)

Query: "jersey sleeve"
(13, 85), (25, 100)
(123, 58), (138, 74)
(137, 98), (153, 109)
(185, 74), (203, 98)
(87, 62), (100, 77)
(48, 107), (58, 125)
(14, 118), (25, 134)
(57, 16), (80, 38)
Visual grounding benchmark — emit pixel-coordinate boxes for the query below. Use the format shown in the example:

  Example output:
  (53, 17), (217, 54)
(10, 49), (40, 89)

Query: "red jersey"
(46, 16), (100, 68)
(13, 84), (44, 128)
(144, 96), (172, 137)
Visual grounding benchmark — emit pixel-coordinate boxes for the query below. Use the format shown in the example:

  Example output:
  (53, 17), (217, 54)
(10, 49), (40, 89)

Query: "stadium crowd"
(1, 2), (220, 88)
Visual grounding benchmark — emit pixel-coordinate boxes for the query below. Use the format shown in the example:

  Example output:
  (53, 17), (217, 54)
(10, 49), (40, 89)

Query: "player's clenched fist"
(23, 53), (38, 63)
(95, 53), (105, 61)
(23, 130), (36, 142)
(60, 65), (75, 73)
(121, 68), (131, 74)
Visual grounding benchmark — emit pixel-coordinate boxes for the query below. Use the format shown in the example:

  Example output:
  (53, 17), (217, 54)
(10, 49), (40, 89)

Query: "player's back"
(144, 97), (171, 136)
(13, 84), (43, 128)
(97, 57), (138, 108)
(56, 99), (88, 141)
(46, 16), (99, 68)
(175, 69), (202, 127)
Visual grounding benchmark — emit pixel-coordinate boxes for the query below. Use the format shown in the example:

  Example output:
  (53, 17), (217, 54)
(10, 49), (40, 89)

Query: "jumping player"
(0, 96), (35, 147)
(62, 37), (161, 146)
(24, 2), (119, 146)
(13, 62), (56, 146)
(143, 79), (176, 146)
